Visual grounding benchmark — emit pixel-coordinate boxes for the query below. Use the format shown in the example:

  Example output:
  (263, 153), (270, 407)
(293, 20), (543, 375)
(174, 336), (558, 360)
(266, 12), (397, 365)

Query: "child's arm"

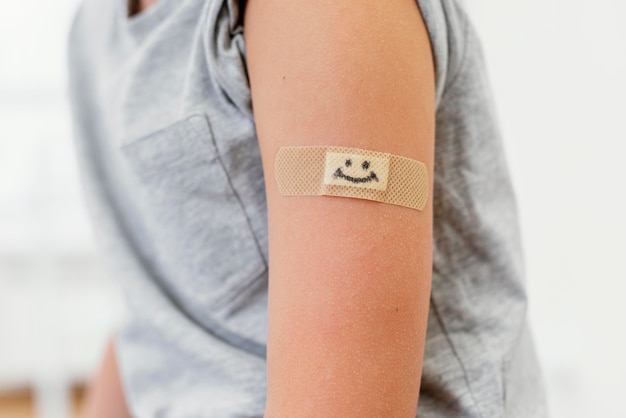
(79, 336), (132, 418)
(244, 1), (436, 416)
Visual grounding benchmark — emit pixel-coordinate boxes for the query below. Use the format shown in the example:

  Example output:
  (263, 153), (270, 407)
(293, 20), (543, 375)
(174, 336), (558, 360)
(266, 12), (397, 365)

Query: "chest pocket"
(118, 113), (267, 316)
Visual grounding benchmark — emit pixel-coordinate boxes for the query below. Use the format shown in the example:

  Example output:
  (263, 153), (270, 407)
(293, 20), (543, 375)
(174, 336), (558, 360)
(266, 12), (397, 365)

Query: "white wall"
(0, 1), (124, 417)
(1, 1), (624, 417)
(465, 1), (626, 417)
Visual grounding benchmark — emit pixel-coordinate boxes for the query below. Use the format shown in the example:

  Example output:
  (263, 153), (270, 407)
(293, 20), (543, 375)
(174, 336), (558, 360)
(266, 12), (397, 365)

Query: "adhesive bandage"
(274, 145), (429, 211)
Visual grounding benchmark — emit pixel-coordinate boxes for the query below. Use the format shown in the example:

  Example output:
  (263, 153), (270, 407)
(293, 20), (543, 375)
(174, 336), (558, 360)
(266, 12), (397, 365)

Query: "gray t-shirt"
(66, 0), (549, 416)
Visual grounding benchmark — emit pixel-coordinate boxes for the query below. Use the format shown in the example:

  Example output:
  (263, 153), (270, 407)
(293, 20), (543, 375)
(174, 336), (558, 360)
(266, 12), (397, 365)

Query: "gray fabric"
(66, 0), (549, 416)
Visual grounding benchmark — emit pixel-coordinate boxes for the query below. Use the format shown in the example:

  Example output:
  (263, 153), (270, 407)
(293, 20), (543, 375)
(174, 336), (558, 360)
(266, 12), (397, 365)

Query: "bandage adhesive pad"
(274, 145), (429, 211)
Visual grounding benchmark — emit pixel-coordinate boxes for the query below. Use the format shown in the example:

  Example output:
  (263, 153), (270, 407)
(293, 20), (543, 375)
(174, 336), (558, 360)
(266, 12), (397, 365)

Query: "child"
(68, 0), (549, 416)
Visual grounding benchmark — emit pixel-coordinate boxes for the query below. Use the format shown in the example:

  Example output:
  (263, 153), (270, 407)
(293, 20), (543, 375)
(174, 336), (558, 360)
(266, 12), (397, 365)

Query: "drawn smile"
(332, 158), (379, 184)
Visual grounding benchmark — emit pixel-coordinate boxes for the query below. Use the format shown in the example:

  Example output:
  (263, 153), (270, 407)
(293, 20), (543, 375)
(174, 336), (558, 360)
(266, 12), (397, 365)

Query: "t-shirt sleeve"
(202, 0), (464, 114)
(202, 0), (253, 120)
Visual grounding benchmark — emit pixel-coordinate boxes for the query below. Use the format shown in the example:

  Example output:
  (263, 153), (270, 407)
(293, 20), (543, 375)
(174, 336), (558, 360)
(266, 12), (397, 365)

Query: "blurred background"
(0, 0), (624, 417)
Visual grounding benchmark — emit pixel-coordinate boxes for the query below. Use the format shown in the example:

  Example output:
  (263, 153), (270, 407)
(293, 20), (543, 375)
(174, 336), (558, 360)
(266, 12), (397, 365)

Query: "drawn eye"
(345, 159), (352, 167)
(362, 160), (370, 170)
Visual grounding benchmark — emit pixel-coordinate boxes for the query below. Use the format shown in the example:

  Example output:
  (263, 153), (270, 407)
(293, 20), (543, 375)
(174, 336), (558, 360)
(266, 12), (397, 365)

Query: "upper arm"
(243, 1), (435, 416)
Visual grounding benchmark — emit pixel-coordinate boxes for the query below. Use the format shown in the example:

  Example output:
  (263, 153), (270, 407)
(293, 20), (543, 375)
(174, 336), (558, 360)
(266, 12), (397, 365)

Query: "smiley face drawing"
(332, 158), (379, 183)
(323, 151), (390, 191)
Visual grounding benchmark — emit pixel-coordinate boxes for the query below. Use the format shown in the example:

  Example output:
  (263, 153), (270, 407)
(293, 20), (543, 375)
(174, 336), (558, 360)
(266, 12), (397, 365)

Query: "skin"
(127, 0), (156, 17)
(243, 1), (435, 417)
(84, 0), (434, 416)
(78, 337), (132, 418)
